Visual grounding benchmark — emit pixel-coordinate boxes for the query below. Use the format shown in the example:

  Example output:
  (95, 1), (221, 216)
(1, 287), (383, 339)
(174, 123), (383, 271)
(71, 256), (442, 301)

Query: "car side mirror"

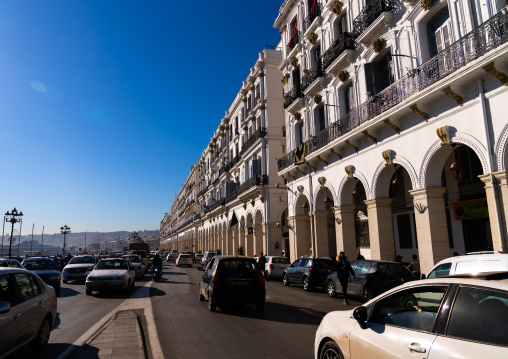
(420, 274), (426, 280)
(353, 306), (368, 328)
(0, 301), (11, 314)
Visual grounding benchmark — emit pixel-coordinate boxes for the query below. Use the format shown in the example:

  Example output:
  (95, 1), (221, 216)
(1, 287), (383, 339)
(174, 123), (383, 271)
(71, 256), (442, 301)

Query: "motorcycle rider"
(151, 253), (163, 277)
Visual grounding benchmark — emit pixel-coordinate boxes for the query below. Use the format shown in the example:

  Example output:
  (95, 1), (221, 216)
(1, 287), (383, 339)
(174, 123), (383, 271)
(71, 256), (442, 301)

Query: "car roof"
(23, 257), (52, 261)
(0, 267), (34, 275)
(214, 255), (255, 260)
(352, 259), (404, 264)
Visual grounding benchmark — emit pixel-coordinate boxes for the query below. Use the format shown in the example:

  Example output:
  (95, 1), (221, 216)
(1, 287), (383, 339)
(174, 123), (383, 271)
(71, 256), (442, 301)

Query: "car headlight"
(49, 276), (60, 281)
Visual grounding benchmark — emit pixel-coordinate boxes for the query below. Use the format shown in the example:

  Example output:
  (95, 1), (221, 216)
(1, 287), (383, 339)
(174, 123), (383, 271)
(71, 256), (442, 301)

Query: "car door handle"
(408, 343), (426, 353)
(14, 313), (21, 319)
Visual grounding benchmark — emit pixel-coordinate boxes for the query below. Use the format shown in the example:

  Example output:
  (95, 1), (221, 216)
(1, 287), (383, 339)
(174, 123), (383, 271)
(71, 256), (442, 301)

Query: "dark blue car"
(22, 257), (62, 295)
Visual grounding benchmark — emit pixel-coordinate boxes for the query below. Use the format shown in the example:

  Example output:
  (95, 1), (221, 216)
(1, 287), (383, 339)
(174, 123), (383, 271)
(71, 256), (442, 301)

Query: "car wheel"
(208, 293), (216, 312)
(327, 281), (337, 298)
(362, 286), (372, 302)
(256, 300), (265, 311)
(303, 276), (312, 291)
(283, 274), (290, 286)
(62, 280), (68, 284)
(29, 316), (51, 352)
(86, 289), (93, 296)
(319, 340), (344, 359)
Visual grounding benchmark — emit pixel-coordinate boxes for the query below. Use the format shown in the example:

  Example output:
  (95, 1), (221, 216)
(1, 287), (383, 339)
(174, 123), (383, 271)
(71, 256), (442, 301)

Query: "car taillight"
(269, 264), (274, 269)
(309, 267), (313, 272)
(259, 270), (265, 285)
(212, 269), (220, 283)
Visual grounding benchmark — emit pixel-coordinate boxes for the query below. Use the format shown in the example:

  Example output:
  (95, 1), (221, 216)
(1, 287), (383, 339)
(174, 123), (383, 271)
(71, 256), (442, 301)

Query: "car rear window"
(314, 259), (333, 269)
(218, 259), (258, 276)
(273, 258), (290, 264)
(180, 255), (190, 259)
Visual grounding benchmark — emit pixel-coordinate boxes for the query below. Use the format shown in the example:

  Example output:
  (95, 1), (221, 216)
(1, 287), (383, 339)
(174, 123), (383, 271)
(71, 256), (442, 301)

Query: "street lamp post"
(5, 208), (23, 258)
(84, 230), (88, 253)
(60, 225), (71, 256)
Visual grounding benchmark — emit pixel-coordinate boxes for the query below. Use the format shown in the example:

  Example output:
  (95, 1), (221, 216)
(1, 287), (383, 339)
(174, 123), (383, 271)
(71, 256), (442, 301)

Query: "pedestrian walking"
(407, 254), (421, 278)
(258, 252), (267, 277)
(336, 251), (355, 305)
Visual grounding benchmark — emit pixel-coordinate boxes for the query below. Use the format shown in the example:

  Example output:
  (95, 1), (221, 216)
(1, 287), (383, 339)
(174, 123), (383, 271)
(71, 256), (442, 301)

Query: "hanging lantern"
(352, 184), (363, 204)
(448, 144), (463, 183)
(391, 165), (403, 197)
(324, 196), (333, 210)
(303, 202), (310, 215)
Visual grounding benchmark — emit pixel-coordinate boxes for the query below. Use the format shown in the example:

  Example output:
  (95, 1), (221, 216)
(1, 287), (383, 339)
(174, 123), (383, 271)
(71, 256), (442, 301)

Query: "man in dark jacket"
(336, 251), (355, 305)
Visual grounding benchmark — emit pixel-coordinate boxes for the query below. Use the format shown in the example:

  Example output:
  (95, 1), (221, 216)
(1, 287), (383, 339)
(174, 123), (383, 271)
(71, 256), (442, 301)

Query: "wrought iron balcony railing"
(303, 2), (322, 33)
(288, 31), (300, 50)
(352, 0), (397, 37)
(236, 175), (269, 195)
(302, 59), (324, 91)
(278, 10), (508, 172)
(322, 32), (355, 70)
(204, 199), (225, 214)
(240, 127), (267, 156)
(284, 83), (304, 108)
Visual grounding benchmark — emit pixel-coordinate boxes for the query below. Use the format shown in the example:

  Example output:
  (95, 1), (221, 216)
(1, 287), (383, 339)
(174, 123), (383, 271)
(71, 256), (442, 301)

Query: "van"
(423, 252), (508, 279)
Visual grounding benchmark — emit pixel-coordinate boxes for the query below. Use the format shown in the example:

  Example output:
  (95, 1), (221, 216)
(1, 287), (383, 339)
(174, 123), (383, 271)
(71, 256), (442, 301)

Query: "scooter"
(152, 265), (161, 281)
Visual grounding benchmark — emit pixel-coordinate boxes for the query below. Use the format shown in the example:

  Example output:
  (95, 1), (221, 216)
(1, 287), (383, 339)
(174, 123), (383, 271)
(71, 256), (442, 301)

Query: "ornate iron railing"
(205, 199), (225, 214)
(240, 127), (267, 156)
(284, 84), (303, 108)
(288, 31), (300, 50)
(236, 175), (269, 195)
(303, 2), (322, 33)
(352, 0), (397, 37)
(322, 32), (355, 70)
(278, 10), (508, 172)
(302, 59), (324, 91)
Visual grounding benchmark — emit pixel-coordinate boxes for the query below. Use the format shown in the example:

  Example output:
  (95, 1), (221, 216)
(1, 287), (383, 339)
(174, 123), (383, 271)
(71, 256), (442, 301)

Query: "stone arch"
(495, 121), (508, 171)
(254, 209), (263, 224)
(294, 194), (311, 216)
(313, 186), (335, 212)
(312, 181), (337, 208)
(338, 169), (370, 205)
(372, 155), (418, 198)
(421, 133), (489, 187)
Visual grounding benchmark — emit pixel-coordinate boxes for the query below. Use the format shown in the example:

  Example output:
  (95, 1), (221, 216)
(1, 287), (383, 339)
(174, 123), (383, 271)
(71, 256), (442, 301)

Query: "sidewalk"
(72, 310), (146, 359)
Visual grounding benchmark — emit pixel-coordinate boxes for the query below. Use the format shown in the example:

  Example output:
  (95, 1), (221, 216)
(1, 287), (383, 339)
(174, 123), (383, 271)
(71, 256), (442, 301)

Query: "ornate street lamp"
(391, 165), (404, 197)
(448, 144), (463, 183)
(5, 208), (23, 258)
(324, 196), (333, 210)
(60, 225), (71, 256)
(302, 201), (310, 215)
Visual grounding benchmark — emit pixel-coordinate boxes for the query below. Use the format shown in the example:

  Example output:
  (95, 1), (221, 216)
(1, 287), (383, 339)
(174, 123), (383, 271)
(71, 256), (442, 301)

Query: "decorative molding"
(259, 195), (264, 203)
(436, 126), (450, 146)
(313, 93), (322, 104)
(495, 121), (508, 171)
(242, 97), (247, 103)
(294, 112), (302, 120)
(317, 177), (325, 188)
(382, 150), (393, 166)
(372, 38), (385, 53)
(362, 130), (378, 144)
(345, 140), (359, 153)
(331, 0), (343, 15)
(483, 62), (508, 86)
(383, 118), (400, 134)
(288, 172), (297, 180)
(414, 203), (428, 213)
(306, 161), (317, 171)
(317, 155), (328, 166)
(296, 166), (306, 175)
(259, 104), (265, 110)
(330, 148), (342, 159)
(442, 86), (464, 106)
(420, 0), (435, 11)
(309, 32), (318, 45)
(279, 24), (287, 34)
(257, 72), (265, 78)
(345, 165), (353, 178)
(291, 56), (298, 67)
(338, 70), (348, 82)
(297, 185), (304, 194)
(281, 73), (290, 85)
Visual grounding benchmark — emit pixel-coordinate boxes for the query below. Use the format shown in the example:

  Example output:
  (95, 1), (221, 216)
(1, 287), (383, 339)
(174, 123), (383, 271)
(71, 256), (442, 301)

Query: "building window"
(427, 8), (451, 57)
(344, 82), (354, 115)
(288, 16), (298, 50)
(333, 13), (348, 39)
(296, 121), (304, 146)
(315, 105), (326, 133)
(365, 52), (393, 96)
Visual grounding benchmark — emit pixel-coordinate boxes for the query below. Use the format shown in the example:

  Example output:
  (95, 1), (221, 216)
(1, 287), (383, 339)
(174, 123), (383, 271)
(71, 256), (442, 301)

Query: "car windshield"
(95, 260), (128, 270)
(378, 263), (416, 279)
(272, 258), (290, 264)
(23, 259), (56, 270)
(123, 256), (140, 263)
(69, 256), (95, 264)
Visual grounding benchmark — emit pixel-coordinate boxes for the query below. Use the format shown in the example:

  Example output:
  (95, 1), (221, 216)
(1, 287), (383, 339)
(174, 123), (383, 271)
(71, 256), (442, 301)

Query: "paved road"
(7, 274), (152, 359)
(152, 262), (362, 359)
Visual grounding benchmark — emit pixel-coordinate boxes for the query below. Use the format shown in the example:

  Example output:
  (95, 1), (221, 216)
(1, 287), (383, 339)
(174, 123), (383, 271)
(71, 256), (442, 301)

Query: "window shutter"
(365, 62), (376, 95)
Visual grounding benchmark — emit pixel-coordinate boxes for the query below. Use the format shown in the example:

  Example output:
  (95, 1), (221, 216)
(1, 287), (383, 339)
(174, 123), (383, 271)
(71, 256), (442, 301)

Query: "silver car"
(85, 258), (135, 296)
(0, 267), (57, 358)
(62, 255), (97, 283)
(122, 254), (144, 278)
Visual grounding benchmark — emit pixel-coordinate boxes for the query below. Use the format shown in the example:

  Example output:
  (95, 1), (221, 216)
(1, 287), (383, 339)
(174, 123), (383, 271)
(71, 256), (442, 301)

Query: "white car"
(166, 252), (178, 262)
(122, 254), (144, 278)
(424, 252), (508, 278)
(62, 255), (97, 283)
(314, 273), (508, 358)
(0, 267), (57, 357)
(85, 258), (136, 296)
(264, 256), (291, 280)
(176, 254), (192, 267)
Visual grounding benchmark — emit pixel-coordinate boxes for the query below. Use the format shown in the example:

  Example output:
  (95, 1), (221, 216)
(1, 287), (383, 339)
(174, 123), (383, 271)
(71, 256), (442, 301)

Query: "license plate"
(229, 280), (249, 286)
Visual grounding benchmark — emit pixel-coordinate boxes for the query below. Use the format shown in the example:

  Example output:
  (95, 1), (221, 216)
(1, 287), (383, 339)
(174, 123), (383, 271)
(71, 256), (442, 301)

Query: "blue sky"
(0, 1), (282, 234)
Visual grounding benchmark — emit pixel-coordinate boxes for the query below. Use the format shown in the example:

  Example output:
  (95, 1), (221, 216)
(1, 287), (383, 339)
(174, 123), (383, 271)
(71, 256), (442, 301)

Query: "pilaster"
(333, 205), (356, 259)
(313, 211), (330, 258)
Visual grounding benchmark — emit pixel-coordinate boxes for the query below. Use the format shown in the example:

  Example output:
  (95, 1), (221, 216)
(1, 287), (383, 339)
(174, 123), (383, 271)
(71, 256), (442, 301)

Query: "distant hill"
(7, 230), (160, 248)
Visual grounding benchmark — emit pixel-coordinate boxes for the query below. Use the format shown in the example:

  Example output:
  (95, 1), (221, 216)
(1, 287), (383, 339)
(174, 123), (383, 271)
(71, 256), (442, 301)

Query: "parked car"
(166, 252), (178, 262)
(283, 257), (334, 291)
(198, 255), (265, 312)
(85, 258), (136, 296)
(193, 253), (203, 263)
(122, 254), (145, 278)
(264, 256), (291, 280)
(201, 251), (217, 265)
(314, 272), (508, 359)
(0, 258), (25, 269)
(423, 252), (508, 279)
(22, 257), (62, 295)
(176, 254), (193, 267)
(326, 260), (417, 301)
(0, 267), (57, 357)
(62, 255), (97, 283)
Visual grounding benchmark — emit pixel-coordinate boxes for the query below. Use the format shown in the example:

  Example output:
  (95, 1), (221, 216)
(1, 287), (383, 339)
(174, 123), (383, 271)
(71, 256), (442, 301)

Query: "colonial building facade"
(160, 48), (288, 257)
(274, 0), (508, 272)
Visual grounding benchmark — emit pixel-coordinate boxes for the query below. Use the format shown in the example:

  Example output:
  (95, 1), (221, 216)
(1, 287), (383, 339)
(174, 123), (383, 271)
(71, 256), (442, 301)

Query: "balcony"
(322, 32), (355, 75)
(303, 2), (322, 34)
(240, 127), (267, 156)
(278, 10), (508, 172)
(236, 175), (269, 196)
(284, 84), (304, 110)
(204, 199), (225, 214)
(302, 59), (325, 95)
(352, 0), (396, 45)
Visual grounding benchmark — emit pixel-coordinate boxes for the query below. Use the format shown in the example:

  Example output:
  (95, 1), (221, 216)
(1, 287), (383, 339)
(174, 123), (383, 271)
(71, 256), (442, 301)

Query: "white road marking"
(57, 280), (163, 359)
